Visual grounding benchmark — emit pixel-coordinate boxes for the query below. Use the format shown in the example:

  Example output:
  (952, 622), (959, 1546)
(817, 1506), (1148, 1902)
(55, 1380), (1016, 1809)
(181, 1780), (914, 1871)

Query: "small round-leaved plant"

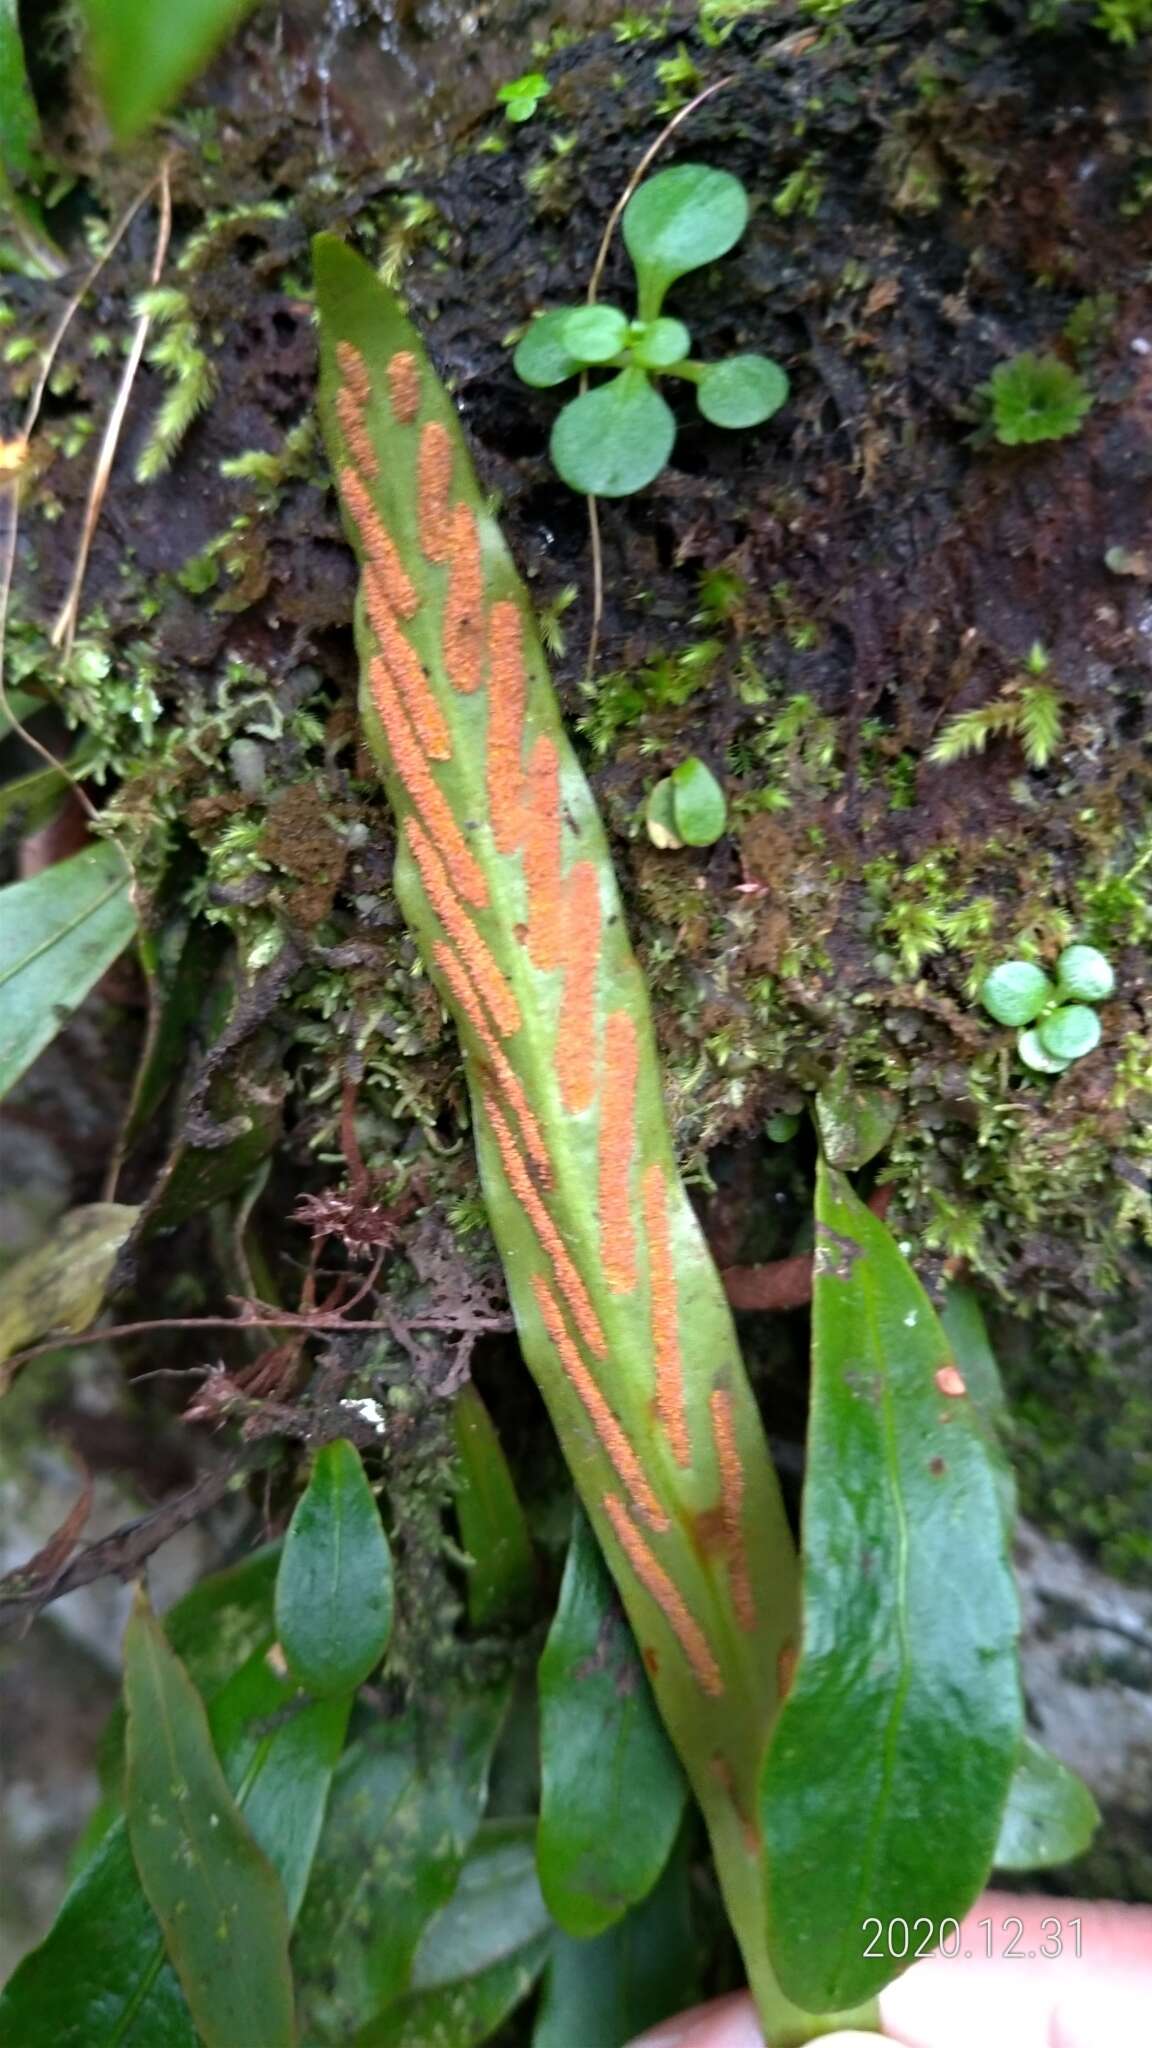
(979, 943), (1114, 1073)
(514, 164), (788, 495)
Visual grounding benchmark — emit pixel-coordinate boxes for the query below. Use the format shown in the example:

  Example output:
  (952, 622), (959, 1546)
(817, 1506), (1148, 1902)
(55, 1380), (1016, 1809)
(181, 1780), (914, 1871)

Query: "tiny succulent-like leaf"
(623, 163), (749, 318)
(994, 1737), (1100, 1871)
(560, 304), (630, 363)
(550, 370), (676, 496)
(669, 756), (727, 846)
(1056, 943), (1114, 1002)
(631, 317), (691, 370)
(1017, 1026), (1071, 1074)
(696, 354), (789, 429)
(644, 777), (682, 849)
(275, 1437), (394, 1695)
(979, 959), (1052, 1027)
(1037, 1003), (1101, 1062)
(513, 310), (583, 389)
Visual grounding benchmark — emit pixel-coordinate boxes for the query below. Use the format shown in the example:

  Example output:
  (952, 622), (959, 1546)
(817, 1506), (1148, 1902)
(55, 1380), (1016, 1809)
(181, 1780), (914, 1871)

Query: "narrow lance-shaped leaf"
(760, 1162), (1023, 2014)
(533, 1829), (699, 2048)
(78, 0), (261, 138)
(313, 232), (803, 2031)
(452, 1382), (536, 1627)
(275, 1438), (393, 1695)
(0, 0), (39, 179)
(537, 1506), (686, 1937)
(122, 1590), (296, 2048)
(4, 1631), (343, 2048)
(0, 843), (136, 1101)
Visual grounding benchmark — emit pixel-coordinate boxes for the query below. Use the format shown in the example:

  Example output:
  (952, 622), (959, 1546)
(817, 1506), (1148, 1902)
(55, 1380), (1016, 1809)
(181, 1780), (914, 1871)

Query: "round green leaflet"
(1037, 1003), (1101, 1062)
(631, 316), (691, 370)
(670, 757), (727, 846)
(514, 310), (583, 389)
(550, 370), (677, 496)
(1055, 943), (1114, 1002)
(979, 960), (1052, 1028)
(622, 163), (749, 317)
(1016, 1027), (1070, 1074)
(697, 354), (790, 429)
(560, 303), (630, 363)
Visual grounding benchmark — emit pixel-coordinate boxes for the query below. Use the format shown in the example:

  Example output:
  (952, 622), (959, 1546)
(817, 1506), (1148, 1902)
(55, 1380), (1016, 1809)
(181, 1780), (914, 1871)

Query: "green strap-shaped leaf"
(313, 228), (803, 2036)
(78, 0), (261, 138)
(123, 1592), (296, 2048)
(0, 843), (136, 1101)
(293, 1688), (510, 2042)
(275, 1438), (394, 1695)
(0, 0), (39, 179)
(760, 1162), (1023, 2013)
(532, 1833), (699, 2048)
(452, 1383), (536, 1628)
(994, 1736), (1099, 1871)
(2, 1635), (343, 2046)
(537, 1507), (685, 1937)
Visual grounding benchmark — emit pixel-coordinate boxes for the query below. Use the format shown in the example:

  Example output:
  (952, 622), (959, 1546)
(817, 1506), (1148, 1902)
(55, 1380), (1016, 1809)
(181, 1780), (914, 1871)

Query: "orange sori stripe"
(336, 339), (372, 405)
(336, 388), (379, 481)
(709, 1387), (756, 1632)
(442, 502), (485, 693)
(433, 941), (550, 1181)
(485, 600), (527, 855)
(643, 1164), (691, 1466)
(405, 818), (518, 1036)
(483, 1093), (606, 1359)
(367, 666), (489, 910)
(531, 1275), (668, 1533)
(387, 349), (421, 426)
(364, 588), (450, 763)
(418, 420), (454, 563)
(602, 1494), (723, 1698)
(521, 735), (563, 971)
(598, 1010), (640, 1293)
(341, 467), (418, 620)
(555, 862), (601, 1115)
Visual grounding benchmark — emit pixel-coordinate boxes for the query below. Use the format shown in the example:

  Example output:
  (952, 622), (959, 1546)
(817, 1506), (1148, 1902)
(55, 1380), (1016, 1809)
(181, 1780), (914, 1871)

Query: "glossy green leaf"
(79, 0), (261, 138)
(0, 0), (38, 177)
(669, 756), (727, 847)
(452, 1383), (536, 1628)
(0, 762), (69, 832)
(813, 1072), (898, 1170)
(293, 1688), (510, 2041)
(275, 1438), (394, 1694)
(993, 1736), (1099, 1870)
(123, 1593), (296, 2048)
(550, 370), (676, 496)
(644, 775), (682, 849)
(4, 1630), (340, 2047)
(561, 303), (630, 363)
(533, 1836), (699, 2048)
(760, 1162), (1022, 2012)
(359, 1823), (551, 2046)
(0, 842), (136, 1100)
(126, 913), (230, 1141)
(696, 354), (789, 429)
(623, 164), (749, 319)
(513, 309), (583, 388)
(0, 1203), (138, 1380)
(537, 1508), (686, 1937)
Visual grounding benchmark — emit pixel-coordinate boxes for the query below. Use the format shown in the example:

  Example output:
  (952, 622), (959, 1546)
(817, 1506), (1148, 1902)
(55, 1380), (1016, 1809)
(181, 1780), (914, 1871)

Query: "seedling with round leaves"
(978, 942), (1114, 1073)
(645, 756), (728, 848)
(514, 163), (789, 496)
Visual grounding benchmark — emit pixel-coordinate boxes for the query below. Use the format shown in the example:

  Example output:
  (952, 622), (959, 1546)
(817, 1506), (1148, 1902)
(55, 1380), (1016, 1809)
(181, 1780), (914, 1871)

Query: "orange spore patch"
(598, 1011), (639, 1293)
(418, 421), (454, 563)
(341, 468), (418, 619)
(643, 1165), (690, 1466)
(442, 502), (485, 693)
(366, 669), (488, 909)
(532, 1276), (667, 1532)
(404, 819), (516, 1034)
(709, 1388), (756, 1632)
(365, 612), (450, 765)
(556, 862), (600, 1115)
(335, 388), (379, 481)
(387, 349), (421, 426)
(486, 601), (527, 855)
(602, 1494), (723, 1698)
(484, 1094), (606, 1359)
(433, 942), (550, 1180)
(521, 736), (563, 972)
(935, 1364), (967, 1398)
(336, 340), (372, 405)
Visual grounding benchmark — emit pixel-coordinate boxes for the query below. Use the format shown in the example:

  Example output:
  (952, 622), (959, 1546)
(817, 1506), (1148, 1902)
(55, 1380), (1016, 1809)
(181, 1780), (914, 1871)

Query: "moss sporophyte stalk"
(313, 234), (878, 2044)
